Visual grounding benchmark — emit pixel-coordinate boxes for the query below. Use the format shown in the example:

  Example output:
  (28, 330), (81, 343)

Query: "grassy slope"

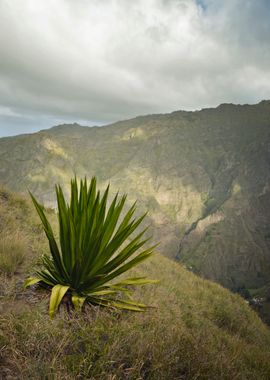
(1, 188), (270, 379)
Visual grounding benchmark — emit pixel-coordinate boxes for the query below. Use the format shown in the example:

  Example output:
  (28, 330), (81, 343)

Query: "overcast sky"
(0, 0), (270, 137)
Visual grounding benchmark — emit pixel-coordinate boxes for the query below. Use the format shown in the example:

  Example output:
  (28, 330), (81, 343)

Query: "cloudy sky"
(0, 0), (270, 136)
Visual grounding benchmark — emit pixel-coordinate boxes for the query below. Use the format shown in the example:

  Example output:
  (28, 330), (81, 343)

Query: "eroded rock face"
(1, 101), (270, 296)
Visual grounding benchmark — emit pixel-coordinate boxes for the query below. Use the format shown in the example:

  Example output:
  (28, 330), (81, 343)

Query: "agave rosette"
(24, 177), (157, 318)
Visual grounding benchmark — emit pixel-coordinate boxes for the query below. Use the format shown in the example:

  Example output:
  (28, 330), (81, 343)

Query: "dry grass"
(0, 233), (27, 275)
(1, 187), (270, 379)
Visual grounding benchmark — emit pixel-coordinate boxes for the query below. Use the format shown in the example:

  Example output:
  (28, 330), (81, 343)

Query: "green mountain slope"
(1, 101), (270, 310)
(1, 187), (270, 380)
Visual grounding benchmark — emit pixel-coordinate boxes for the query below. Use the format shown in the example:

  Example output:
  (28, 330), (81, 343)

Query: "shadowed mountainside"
(1, 101), (270, 314)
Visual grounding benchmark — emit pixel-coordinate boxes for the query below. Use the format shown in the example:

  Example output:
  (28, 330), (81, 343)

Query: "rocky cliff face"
(1, 101), (270, 300)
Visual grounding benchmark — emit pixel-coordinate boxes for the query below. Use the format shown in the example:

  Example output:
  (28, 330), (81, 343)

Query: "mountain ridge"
(3, 100), (270, 139)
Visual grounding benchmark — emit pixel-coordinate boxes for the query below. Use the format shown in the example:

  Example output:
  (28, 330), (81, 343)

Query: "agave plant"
(24, 177), (157, 318)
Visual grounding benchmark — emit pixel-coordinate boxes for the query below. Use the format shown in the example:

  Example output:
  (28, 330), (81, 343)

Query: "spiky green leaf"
(72, 294), (86, 311)
(24, 277), (41, 288)
(49, 284), (69, 319)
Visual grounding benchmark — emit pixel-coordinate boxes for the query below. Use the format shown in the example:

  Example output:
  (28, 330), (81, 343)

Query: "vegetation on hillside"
(25, 177), (156, 317)
(1, 187), (270, 379)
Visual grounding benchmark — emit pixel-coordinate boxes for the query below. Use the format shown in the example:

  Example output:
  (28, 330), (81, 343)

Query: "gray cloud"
(0, 0), (270, 136)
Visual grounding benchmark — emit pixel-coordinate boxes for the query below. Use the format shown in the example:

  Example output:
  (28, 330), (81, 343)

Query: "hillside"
(1, 101), (270, 312)
(1, 187), (270, 379)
